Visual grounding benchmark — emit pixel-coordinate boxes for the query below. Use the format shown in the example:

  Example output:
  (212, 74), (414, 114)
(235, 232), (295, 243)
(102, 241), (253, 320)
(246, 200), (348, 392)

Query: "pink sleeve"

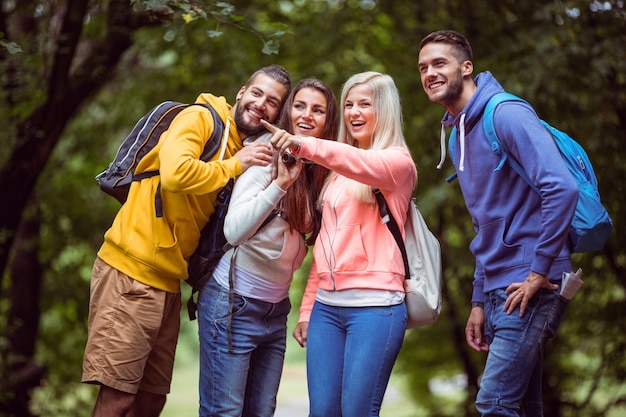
(298, 137), (417, 192)
(298, 258), (320, 323)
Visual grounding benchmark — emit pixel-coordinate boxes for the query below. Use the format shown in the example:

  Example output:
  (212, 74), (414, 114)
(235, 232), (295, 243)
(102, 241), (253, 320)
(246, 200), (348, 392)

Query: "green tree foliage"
(0, 0), (624, 416)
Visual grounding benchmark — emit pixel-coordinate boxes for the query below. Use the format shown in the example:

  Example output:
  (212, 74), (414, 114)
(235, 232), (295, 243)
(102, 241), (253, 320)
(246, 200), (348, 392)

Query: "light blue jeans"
(197, 278), (290, 417)
(476, 286), (568, 417)
(305, 301), (406, 417)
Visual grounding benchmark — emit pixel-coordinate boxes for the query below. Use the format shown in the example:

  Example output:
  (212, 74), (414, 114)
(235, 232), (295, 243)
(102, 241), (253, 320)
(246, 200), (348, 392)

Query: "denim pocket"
(199, 279), (248, 323)
(214, 290), (247, 323)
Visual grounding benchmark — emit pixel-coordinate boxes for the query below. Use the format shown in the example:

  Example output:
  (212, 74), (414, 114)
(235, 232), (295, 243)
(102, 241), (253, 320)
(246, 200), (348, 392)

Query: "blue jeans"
(476, 286), (568, 417)
(197, 278), (290, 417)
(306, 301), (406, 417)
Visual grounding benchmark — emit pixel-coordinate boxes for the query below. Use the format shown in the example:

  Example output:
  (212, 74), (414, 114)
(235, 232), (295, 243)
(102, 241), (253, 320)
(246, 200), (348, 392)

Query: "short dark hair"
(419, 30), (473, 63)
(245, 64), (292, 101)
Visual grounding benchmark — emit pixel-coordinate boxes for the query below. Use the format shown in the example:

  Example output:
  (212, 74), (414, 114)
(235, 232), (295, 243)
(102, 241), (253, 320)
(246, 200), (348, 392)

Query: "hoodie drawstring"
(458, 113), (466, 171)
(218, 119), (231, 160)
(436, 125), (447, 170)
(436, 113), (467, 172)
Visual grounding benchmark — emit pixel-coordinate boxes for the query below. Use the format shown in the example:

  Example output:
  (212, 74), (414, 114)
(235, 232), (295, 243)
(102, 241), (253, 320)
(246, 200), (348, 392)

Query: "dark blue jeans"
(197, 278), (290, 417)
(476, 286), (568, 417)
(305, 301), (406, 417)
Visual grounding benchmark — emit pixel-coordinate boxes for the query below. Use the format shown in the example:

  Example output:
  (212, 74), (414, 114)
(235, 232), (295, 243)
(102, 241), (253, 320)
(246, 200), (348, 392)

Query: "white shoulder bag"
(374, 190), (443, 328)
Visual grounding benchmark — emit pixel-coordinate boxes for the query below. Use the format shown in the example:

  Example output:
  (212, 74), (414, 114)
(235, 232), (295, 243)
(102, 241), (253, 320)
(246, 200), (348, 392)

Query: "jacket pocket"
(319, 223), (369, 272)
(470, 218), (526, 275)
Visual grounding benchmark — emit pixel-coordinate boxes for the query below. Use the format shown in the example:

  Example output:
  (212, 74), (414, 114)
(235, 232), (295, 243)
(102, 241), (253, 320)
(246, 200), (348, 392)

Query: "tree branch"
(0, 0), (154, 289)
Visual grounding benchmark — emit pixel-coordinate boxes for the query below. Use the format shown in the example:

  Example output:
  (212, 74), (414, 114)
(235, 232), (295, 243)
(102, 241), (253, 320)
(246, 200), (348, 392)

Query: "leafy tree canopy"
(0, 1), (624, 416)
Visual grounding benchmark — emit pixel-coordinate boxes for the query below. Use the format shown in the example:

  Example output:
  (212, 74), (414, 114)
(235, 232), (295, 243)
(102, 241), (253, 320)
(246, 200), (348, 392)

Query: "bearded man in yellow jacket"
(82, 65), (291, 417)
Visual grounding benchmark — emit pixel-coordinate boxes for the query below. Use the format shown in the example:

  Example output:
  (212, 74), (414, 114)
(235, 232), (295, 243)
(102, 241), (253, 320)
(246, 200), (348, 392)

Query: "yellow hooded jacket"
(97, 94), (244, 293)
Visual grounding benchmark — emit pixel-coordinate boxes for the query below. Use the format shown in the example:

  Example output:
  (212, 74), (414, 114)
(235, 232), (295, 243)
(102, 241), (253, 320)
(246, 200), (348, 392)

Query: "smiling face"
(233, 73), (288, 138)
(344, 83), (375, 148)
(418, 42), (473, 115)
(290, 87), (328, 138)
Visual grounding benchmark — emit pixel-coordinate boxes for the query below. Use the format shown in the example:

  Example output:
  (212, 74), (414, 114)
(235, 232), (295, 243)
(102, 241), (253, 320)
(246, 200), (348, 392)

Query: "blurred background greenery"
(1, 1), (625, 416)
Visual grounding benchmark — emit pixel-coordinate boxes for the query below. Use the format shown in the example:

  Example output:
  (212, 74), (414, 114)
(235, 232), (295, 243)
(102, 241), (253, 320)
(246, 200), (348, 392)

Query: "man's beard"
(234, 104), (267, 137)
(438, 68), (464, 108)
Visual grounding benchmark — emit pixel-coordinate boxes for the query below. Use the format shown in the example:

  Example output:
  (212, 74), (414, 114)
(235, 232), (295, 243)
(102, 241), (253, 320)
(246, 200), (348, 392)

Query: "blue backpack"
(449, 92), (612, 253)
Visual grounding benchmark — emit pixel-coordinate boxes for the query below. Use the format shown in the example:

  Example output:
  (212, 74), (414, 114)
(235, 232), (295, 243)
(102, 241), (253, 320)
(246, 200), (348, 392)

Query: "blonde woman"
(264, 71), (417, 417)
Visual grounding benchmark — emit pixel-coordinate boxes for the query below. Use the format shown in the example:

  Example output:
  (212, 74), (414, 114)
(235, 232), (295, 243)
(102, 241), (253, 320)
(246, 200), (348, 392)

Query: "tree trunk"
(0, 0), (160, 413)
(0, 200), (45, 416)
(0, 0), (154, 294)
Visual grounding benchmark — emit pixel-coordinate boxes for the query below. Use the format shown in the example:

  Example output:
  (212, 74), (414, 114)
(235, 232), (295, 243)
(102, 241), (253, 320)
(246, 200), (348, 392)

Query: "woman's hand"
(274, 152), (302, 190)
(261, 120), (301, 154)
(292, 321), (309, 348)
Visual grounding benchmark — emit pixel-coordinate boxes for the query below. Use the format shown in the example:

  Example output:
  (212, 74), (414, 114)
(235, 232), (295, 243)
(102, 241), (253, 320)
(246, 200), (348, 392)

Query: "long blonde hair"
(322, 72), (408, 204)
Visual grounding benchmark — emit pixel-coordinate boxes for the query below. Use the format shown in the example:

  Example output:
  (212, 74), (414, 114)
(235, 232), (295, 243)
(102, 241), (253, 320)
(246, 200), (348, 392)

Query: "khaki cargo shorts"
(81, 257), (181, 395)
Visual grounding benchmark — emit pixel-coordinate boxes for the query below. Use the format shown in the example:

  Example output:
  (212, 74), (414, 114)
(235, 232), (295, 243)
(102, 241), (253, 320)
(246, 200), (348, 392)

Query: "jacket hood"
(194, 93), (232, 121)
(436, 72), (505, 171)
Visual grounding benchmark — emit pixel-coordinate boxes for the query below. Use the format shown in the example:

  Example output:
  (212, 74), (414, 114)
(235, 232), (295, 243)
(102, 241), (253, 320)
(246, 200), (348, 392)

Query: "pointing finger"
(260, 119), (277, 133)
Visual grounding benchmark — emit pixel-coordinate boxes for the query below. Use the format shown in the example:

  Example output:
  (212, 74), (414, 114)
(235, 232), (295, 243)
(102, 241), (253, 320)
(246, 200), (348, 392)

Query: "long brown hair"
(279, 78), (339, 245)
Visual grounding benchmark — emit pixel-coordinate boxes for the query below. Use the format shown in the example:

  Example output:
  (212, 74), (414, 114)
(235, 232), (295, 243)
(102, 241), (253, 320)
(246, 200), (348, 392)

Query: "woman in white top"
(197, 78), (339, 417)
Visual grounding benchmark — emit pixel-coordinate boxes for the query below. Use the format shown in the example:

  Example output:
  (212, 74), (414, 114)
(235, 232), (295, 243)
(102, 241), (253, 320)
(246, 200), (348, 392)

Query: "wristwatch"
(471, 302), (484, 309)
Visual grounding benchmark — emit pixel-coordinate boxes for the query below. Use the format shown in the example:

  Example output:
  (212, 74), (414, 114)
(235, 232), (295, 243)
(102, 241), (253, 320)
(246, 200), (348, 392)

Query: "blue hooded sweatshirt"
(439, 72), (578, 304)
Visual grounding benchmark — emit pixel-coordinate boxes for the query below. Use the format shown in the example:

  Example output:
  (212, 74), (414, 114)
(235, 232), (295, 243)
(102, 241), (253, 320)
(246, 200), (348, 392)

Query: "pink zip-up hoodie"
(294, 137), (417, 322)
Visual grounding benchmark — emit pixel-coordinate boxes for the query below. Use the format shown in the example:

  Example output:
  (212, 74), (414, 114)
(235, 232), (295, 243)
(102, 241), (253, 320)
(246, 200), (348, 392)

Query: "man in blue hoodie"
(418, 30), (578, 416)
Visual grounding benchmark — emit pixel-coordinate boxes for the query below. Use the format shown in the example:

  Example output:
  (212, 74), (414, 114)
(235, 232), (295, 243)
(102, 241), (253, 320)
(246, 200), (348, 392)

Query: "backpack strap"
(153, 103), (225, 217)
(196, 104), (225, 162)
(373, 189), (410, 280)
(186, 205), (278, 322)
(225, 209), (278, 350)
(483, 92), (539, 192)
(447, 92), (538, 191)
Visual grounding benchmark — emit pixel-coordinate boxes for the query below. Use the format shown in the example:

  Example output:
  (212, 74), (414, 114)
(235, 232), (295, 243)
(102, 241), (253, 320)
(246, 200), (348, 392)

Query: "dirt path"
(275, 363), (309, 416)
(162, 356), (418, 416)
